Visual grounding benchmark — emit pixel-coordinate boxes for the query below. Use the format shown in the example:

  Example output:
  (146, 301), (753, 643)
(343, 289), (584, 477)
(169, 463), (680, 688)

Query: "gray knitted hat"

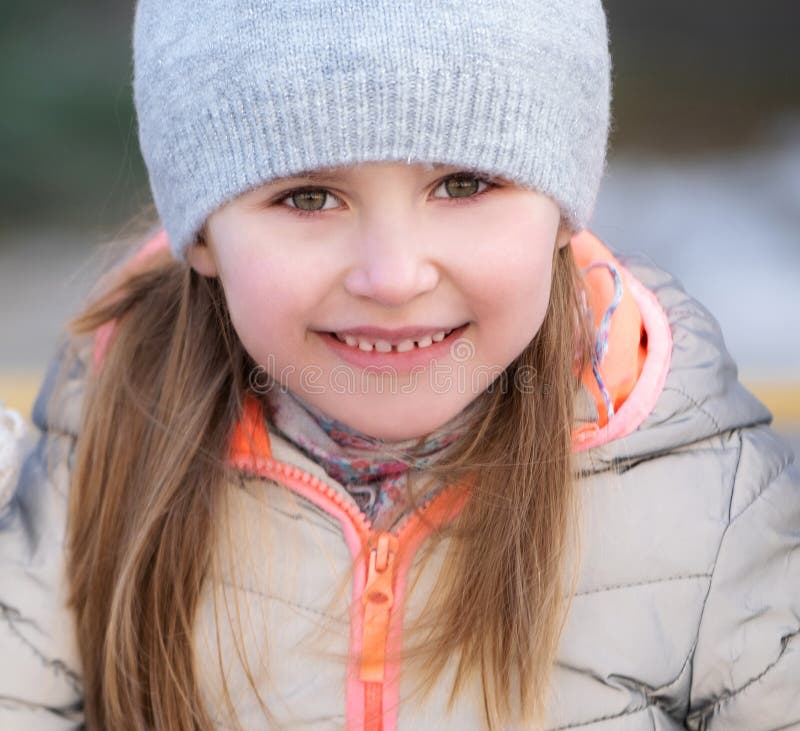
(133, 1), (611, 262)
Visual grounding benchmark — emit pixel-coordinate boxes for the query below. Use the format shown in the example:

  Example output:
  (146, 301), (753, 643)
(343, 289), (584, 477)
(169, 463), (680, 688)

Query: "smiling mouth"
(324, 324), (468, 353)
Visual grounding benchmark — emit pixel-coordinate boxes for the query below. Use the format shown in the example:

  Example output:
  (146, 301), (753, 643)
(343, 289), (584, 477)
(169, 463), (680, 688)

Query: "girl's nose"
(343, 226), (440, 306)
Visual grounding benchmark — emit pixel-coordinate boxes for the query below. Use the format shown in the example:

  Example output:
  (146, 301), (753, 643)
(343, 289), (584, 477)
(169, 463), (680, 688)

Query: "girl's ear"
(556, 221), (574, 250)
(185, 234), (219, 277)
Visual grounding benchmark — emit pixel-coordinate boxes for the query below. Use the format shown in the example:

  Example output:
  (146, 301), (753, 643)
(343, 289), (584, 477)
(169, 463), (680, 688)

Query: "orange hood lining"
(571, 230), (648, 431)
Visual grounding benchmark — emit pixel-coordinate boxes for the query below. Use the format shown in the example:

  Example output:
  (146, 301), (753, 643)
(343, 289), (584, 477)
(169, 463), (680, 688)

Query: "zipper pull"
(360, 532), (399, 683)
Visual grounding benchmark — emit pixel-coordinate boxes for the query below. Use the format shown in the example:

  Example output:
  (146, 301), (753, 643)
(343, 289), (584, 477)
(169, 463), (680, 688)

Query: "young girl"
(2, 1), (798, 729)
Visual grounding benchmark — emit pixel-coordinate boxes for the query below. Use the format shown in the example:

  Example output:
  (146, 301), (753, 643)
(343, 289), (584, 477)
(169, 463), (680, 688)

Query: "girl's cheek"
(475, 238), (554, 292)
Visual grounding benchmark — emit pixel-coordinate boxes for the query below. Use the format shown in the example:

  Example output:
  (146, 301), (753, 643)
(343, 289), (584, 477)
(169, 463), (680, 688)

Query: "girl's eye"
(432, 174), (493, 200)
(280, 189), (342, 214)
(275, 172), (495, 217)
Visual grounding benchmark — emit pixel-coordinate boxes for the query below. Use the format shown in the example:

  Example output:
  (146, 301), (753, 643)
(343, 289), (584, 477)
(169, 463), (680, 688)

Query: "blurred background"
(1, 1), (798, 452)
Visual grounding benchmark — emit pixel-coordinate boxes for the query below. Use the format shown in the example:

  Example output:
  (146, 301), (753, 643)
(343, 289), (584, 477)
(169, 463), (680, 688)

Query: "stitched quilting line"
(214, 712), (347, 730)
(0, 696), (84, 721)
(548, 702), (653, 730)
(686, 433), (797, 723)
(218, 580), (349, 626)
(574, 572), (710, 598)
(686, 431), (743, 717)
(0, 603), (82, 694)
(687, 629), (800, 729)
(550, 629), (699, 729)
(661, 385), (723, 434)
(236, 474), (346, 534)
(728, 432), (794, 523)
(699, 628), (800, 719)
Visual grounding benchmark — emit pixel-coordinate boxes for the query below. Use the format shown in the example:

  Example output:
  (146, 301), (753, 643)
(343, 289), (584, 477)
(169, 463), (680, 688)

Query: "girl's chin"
(313, 395), (469, 441)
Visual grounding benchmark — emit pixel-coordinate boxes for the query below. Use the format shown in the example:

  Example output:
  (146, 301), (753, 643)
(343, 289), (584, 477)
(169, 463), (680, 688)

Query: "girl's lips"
(317, 323), (471, 371)
(329, 325), (461, 343)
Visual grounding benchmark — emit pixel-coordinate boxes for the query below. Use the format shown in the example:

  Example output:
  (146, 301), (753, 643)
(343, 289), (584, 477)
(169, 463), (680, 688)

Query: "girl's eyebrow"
(280, 169), (341, 184)
(272, 163), (455, 186)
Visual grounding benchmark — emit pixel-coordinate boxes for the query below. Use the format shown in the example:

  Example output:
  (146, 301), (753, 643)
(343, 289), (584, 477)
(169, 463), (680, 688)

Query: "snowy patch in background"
(593, 117), (800, 380)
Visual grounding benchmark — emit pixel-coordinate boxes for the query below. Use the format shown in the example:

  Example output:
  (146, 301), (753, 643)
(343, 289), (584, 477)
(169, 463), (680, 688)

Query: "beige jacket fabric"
(1, 248), (798, 730)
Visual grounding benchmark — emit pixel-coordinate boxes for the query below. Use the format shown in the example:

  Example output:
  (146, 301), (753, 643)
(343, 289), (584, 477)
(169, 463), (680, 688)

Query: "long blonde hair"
(65, 214), (593, 729)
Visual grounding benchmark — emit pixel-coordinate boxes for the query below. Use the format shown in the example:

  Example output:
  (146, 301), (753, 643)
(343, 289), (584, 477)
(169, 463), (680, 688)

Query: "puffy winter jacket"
(1, 231), (798, 730)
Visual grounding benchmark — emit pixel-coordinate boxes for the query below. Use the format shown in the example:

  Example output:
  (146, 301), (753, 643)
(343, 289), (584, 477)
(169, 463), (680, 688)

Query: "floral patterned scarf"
(266, 387), (477, 530)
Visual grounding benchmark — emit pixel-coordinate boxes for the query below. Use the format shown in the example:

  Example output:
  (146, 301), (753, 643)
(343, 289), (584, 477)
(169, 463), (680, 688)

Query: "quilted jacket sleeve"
(0, 359), (85, 729)
(686, 426), (800, 730)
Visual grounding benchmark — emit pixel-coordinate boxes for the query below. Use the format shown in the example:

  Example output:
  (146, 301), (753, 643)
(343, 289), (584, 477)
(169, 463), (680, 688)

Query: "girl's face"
(188, 162), (568, 440)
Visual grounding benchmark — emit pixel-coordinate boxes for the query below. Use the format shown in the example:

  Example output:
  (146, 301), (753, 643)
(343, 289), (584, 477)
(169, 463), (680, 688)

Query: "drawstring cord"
(581, 261), (623, 422)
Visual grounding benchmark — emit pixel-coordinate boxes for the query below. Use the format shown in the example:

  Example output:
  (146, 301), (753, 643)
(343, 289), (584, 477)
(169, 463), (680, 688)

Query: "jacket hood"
(572, 243), (771, 471)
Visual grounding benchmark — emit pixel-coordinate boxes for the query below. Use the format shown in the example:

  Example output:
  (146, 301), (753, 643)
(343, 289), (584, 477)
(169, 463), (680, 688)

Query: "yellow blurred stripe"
(1, 371), (799, 427)
(742, 380), (800, 426)
(0, 371), (45, 419)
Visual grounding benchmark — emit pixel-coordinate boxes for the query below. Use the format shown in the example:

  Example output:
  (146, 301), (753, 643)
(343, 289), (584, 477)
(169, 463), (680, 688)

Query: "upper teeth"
(337, 330), (450, 352)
